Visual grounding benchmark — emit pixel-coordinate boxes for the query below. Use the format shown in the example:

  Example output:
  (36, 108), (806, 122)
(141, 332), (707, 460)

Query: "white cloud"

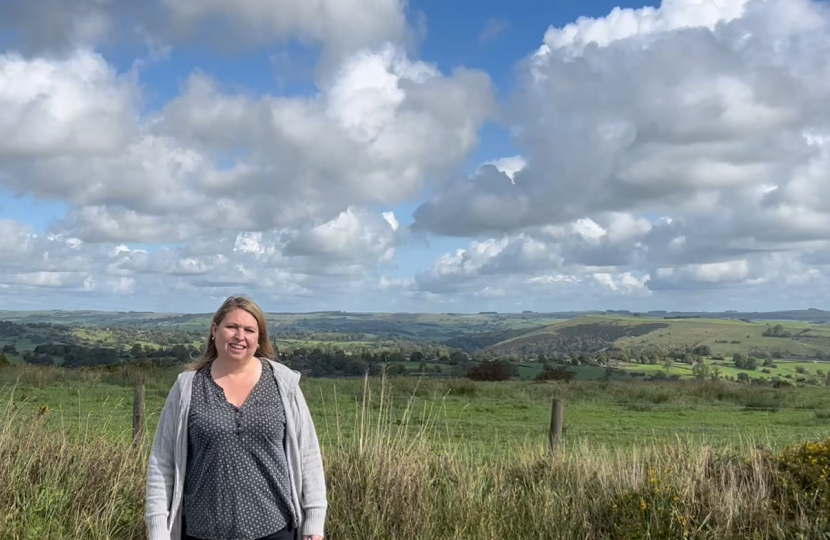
(535, 0), (754, 58)
(592, 272), (649, 294)
(413, 0), (830, 287)
(0, 45), (493, 243)
(0, 0), (115, 53)
(0, 210), (411, 309)
(0, 50), (136, 157)
(5, 0), (830, 312)
(284, 208), (399, 263)
(161, 0), (407, 58)
(484, 155), (526, 182)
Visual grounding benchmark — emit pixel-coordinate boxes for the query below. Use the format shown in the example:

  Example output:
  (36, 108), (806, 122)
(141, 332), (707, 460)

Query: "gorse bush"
(769, 437), (830, 518)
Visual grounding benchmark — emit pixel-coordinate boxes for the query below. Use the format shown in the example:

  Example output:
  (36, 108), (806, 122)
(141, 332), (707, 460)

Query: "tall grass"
(2, 372), (830, 539)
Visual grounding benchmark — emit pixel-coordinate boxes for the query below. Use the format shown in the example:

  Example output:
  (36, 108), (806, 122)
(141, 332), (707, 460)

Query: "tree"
(737, 372), (750, 383)
(387, 351), (406, 363)
(763, 324), (793, 338)
(0, 353), (8, 367)
(745, 356), (758, 370)
(692, 345), (712, 357)
(467, 361), (512, 381)
(535, 365), (576, 383)
(710, 366), (722, 381)
(169, 344), (190, 362)
(732, 352), (747, 368)
(409, 350), (425, 363)
(662, 357), (674, 372)
(344, 359), (369, 376)
(449, 350), (468, 365)
(387, 364), (408, 376)
(450, 361), (475, 378)
(692, 361), (710, 380)
(2, 344), (17, 355)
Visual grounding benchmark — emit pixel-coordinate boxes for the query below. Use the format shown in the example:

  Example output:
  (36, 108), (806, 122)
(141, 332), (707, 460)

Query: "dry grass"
(1, 374), (829, 540)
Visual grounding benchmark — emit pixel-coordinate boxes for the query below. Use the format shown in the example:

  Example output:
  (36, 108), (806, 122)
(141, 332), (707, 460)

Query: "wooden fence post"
(549, 399), (564, 448)
(133, 383), (145, 446)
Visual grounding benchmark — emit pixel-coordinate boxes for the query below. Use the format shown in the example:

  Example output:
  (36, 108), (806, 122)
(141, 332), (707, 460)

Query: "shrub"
(466, 360), (512, 381)
(769, 437), (830, 516)
(534, 365), (576, 383)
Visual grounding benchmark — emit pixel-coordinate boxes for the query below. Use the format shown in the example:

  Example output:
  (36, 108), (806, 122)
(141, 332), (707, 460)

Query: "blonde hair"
(188, 296), (275, 371)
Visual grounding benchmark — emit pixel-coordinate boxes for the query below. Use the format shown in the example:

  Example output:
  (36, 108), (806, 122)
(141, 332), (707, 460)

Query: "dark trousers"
(182, 514), (295, 540)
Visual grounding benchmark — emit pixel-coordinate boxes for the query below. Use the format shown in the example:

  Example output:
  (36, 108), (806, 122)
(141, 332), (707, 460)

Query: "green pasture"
(619, 357), (830, 383)
(4, 366), (830, 455)
(614, 316), (830, 357)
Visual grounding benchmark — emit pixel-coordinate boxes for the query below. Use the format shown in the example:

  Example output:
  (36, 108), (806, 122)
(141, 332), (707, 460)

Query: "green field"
(4, 365), (830, 453)
(5, 364), (830, 540)
(617, 357), (830, 383)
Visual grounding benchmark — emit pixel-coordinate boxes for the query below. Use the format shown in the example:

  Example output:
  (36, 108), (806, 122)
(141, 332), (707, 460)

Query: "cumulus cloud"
(0, 45), (493, 242)
(161, 0), (408, 58)
(0, 210), (406, 309)
(403, 232), (656, 311)
(0, 50), (136, 157)
(0, 0), (408, 60)
(413, 0), (830, 258)
(0, 0), (115, 53)
(410, 230), (648, 296)
(5, 0), (830, 311)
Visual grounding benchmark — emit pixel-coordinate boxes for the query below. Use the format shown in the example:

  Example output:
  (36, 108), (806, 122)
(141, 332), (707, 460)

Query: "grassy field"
(3, 364), (830, 453)
(4, 365), (830, 539)
(618, 357), (830, 383)
(614, 315), (830, 357)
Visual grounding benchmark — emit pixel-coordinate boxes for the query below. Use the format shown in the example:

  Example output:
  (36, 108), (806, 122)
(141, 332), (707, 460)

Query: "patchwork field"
(484, 314), (830, 358)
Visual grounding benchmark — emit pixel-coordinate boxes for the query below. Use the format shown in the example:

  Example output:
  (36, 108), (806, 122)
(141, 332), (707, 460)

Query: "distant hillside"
(443, 327), (538, 353)
(482, 315), (830, 358)
(485, 317), (669, 355)
(1, 309), (829, 357)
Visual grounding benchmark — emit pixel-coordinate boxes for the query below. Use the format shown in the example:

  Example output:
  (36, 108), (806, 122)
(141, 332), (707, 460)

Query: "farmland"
(4, 309), (830, 538)
(4, 363), (830, 453)
(3, 363), (830, 539)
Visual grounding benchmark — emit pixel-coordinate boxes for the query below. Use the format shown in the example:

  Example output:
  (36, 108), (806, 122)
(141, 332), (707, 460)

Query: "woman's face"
(212, 308), (260, 364)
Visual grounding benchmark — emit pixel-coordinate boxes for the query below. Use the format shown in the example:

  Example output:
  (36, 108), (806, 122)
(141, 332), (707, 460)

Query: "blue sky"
(2, 0), (830, 313)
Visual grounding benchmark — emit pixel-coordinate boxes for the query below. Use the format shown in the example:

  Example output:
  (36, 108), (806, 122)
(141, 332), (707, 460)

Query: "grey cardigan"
(145, 359), (327, 540)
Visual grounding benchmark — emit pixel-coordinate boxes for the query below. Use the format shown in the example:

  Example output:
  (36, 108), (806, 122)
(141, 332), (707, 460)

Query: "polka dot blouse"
(183, 358), (296, 540)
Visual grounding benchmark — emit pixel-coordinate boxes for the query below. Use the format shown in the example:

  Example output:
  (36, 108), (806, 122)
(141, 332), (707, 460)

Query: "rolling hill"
(483, 315), (830, 358)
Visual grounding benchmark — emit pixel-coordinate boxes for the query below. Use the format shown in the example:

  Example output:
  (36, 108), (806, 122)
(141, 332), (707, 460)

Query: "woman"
(145, 296), (326, 540)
